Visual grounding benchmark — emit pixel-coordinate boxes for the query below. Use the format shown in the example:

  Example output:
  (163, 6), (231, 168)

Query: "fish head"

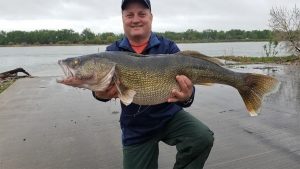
(57, 54), (116, 90)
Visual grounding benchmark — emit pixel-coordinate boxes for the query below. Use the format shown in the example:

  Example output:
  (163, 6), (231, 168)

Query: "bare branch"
(269, 5), (300, 56)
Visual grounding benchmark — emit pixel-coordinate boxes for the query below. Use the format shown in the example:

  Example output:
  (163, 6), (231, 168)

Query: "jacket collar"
(119, 32), (160, 52)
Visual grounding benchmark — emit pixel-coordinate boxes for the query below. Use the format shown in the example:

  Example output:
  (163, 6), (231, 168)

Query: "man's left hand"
(168, 75), (193, 103)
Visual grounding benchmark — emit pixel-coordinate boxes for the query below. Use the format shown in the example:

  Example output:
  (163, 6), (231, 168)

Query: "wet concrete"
(0, 65), (299, 169)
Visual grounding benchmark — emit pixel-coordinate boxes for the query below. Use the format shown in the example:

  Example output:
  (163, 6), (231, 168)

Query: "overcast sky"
(0, 0), (299, 33)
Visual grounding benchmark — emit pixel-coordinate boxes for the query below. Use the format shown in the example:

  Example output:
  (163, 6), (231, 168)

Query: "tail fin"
(237, 73), (280, 116)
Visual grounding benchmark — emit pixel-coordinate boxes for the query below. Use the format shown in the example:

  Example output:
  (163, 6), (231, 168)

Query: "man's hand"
(94, 82), (119, 100)
(168, 75), (193, 103)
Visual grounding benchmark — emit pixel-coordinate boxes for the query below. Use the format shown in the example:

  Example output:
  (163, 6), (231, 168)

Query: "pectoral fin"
(118, 89), (136, 106)
(112, 74), (136, 106)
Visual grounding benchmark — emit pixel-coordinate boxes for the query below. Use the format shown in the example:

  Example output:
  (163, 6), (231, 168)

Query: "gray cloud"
(0, 0), (120, 20)
(0, 0), (299, 33)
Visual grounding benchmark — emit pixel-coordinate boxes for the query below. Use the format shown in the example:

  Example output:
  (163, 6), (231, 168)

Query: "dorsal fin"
(127, 52), (145, 57)
(121, 51), (147, 58)
(177, 50), (224, 66)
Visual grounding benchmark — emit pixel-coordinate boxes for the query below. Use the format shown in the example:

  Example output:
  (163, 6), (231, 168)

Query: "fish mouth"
(57, 60), (94, 86)
(58, 60), (76, 78)
(57, 60), (78, 84)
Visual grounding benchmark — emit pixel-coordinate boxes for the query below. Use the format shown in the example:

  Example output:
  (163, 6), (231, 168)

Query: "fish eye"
(73, 59), (80, 65)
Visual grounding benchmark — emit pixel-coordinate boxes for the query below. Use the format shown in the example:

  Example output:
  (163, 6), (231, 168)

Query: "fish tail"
(237, 73), (280, 116)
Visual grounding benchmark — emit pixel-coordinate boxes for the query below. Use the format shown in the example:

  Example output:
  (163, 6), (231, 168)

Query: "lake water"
(0, 42), (291, 76)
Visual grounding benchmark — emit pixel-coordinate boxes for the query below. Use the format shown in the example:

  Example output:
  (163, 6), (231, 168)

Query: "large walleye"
(57, 51), (280, 116)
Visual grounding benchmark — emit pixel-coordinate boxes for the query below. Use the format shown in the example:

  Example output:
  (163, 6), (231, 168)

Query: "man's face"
(122, 3), (153, 41)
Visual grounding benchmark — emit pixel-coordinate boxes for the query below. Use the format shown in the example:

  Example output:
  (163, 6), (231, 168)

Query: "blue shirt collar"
(119, 32), (160, 52)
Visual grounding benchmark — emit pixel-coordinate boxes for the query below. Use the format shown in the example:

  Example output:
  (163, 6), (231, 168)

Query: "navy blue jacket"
(94, 33), (195, 146)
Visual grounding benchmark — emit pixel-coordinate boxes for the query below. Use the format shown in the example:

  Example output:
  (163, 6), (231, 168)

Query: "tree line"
(157, 29), (272, 42)
(0, 28), (123, 46)
(0, 28), (273, 46)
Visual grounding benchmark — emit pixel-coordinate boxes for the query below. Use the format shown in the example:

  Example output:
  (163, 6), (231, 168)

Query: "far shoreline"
(0, 40), (270, 48)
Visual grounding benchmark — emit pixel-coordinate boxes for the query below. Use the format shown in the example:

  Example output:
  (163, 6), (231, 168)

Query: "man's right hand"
(94, 83), (119, 100)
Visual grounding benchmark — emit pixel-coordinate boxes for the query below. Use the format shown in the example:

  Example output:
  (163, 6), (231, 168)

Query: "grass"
(0, 79), (16, 94)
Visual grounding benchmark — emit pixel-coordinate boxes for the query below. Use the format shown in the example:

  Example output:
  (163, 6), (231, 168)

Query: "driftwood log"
(0, 68), (31, 80)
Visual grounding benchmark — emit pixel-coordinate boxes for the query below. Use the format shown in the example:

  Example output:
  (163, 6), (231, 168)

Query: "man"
(93, 0), (214, 168)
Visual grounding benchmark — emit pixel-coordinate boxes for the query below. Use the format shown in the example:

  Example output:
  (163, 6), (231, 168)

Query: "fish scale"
(116, 64), (178, 104)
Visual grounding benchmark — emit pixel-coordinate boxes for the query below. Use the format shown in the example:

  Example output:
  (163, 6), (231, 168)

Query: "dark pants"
(123, 110), (214, 169)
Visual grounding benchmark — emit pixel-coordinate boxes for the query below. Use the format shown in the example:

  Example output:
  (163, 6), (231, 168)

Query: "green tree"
(81, 28), (95, 41)
(0, 31), (7, 45)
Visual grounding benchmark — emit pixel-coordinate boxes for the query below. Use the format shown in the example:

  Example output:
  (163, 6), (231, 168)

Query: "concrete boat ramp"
(0, 65), (299, 169)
